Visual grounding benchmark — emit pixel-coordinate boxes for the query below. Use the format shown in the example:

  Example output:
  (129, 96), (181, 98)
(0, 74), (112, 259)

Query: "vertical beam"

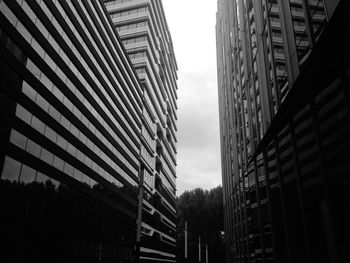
(135, 165), (145, 262)
(264, 0), (282, 108)
(253, 0), (274, 130)
(288, 120), (311, 263)
(276, 0), (300, 84)
(253, 159), (266, 263)
(199, 236), (201, 262)
(273, 137), (292, 263)
(262, 149), (277, 263)
(185, 221), (188, 260)
(206, 244), (208, 263)
(309, 99), (338, 263)
(301, 0), (316, 46)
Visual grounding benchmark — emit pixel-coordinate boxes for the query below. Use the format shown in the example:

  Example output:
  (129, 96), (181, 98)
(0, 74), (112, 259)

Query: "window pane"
(40, 148), (53, 165)
(31, 116), (45, 134)
(1, 156), (22, 182)
(15, 104), (32, 124)
(26, 139), (41, 157)
(19, 164), (36, 184)
(22, 81), (36, 101)
(73, 168), (82, 181)
(44, 126), (57, 142)
(63, 162), (73, 177)
(36, 171), (49, 183)
(10, 129), (27, 149)
(53, 156), (64, 171)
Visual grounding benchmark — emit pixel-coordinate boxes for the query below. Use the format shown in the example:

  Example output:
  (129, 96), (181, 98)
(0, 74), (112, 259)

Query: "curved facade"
(104, 0), (178, 262)
(0, 0), (146, 262)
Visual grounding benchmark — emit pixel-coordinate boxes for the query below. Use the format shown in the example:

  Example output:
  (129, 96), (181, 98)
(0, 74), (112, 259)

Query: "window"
(31, 116), (45, 134)
(10, 129), (27, 149)
(19, 164), (36, 184)
(1, 156), (22, 182)
(16, 104), (32, 124)
(26, 139), (42, 157)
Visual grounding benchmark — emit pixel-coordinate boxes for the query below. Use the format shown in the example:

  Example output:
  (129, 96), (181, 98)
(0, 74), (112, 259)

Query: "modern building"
(216, 0), (350, 262)
(0, 0), (147, 262)
(104, 1), (178, 262)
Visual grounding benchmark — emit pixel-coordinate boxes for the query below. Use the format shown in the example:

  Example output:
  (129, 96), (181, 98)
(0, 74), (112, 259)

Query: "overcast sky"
(162, 0), (222, 195)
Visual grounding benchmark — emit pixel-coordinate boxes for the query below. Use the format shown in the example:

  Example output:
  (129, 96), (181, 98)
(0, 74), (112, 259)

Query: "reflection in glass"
(19, 164), (36, 184)
(1, 156), (22, 182)
(10, 129), (27, 150)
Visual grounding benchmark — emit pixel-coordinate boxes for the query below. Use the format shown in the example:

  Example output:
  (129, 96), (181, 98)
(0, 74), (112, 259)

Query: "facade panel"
(0, 0), (147, 262)
(216, 0), (349, 262)
(104, 0), (178, 262)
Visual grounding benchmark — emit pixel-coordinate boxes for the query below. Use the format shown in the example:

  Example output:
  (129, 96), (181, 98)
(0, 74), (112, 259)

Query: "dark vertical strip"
(253, 160), (266, 263)
(273, 137), (292, 263)
(135, 165), (145, 263)
(262, 149), (277, 263)
(288, 120), (311, 263)
(309, 99), (338, 263)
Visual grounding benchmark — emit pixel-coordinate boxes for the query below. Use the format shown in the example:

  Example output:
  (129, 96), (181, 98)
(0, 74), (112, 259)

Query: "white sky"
(162, 0), (222, 195)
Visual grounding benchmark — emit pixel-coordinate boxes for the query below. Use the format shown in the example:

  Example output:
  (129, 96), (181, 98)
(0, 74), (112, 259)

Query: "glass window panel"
(10, 129), (27, 149)
(40, 1), (52, 19)
(53, 155), (64, 171)
(31, 116), (45, 134)
(47, 34), (59, 52)
(84, 155), (92, 168)
(55, 66), (66, 83)
(40, 148), (53, 165)
(21, 1), (35, 22)
(36, 93), (49, 112)
(22, 81), (36, 101)
(35, 171), (49, 183)
(31, 38), (44, 59)
(57, 135), (68, 150)
(59, 115), (70, 130)
(63, 162), (74, 177)
(16, 20), (31, 43)
(19, 164), (36, 184)
(78, 131), (87, 144)
(0, 2), (17, 26)
(35, 18), (48, 39)
(76, 149), (84, 162)
(81, 174), (90, 186)
(67, 143), (76, 157)
(26, 139), (41, 157)
(15, 104), (32, 124)
(52, 86), (63, 102)
(40, 73), (53, 91)
(73, 168), (82, 181)
(48, 105), (60, 120)
(70, 124), (79, 138)
(44, 126), (57, 142)
(91, 161), (98, 173)
(63, 96), (73, 111)
(1, 156), (22, 182)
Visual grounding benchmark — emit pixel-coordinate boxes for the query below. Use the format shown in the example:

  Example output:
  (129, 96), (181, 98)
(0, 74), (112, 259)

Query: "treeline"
(176, 186), (225, 263)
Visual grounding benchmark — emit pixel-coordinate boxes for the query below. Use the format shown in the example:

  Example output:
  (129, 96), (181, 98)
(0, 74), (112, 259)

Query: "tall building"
(216, 0), (350, 262)
(0, 0), (146, 262)
(104, 0), (178, 262)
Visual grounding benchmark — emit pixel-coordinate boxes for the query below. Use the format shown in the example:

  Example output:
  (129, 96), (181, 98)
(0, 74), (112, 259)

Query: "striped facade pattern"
(0, 0), (147, 262)
(104, 0), (178, 262)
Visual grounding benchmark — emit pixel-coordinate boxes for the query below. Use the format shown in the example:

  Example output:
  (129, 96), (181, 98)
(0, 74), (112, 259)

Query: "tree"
(177, 186), (225, 263)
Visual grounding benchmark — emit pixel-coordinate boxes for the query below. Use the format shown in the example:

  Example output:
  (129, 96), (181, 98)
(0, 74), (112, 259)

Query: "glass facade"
(105, 0), (178, 262)
(0, 0), (147, 262)
(216, 0), (348, 263)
